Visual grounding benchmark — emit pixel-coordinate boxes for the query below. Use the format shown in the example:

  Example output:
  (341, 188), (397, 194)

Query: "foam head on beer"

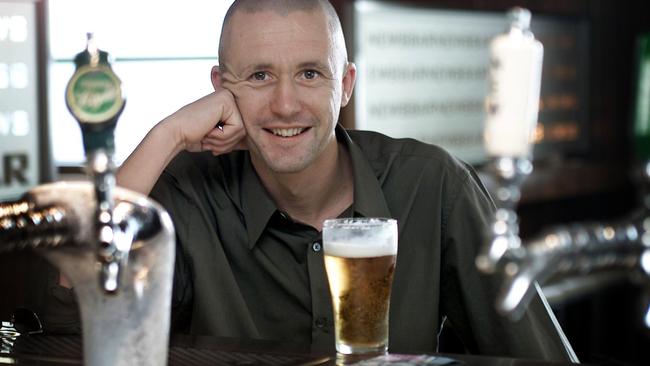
(322, 218), (398, 258)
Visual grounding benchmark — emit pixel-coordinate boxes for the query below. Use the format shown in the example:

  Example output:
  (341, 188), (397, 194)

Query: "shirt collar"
(336, 126), (391, 219)
(240, 125), (392, 249)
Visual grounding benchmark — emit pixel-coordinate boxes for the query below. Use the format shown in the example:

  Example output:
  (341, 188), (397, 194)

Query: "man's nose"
(270, 78), (301, 118)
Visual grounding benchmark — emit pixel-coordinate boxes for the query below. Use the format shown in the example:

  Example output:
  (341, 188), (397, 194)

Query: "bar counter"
(0, 332), (580, 366)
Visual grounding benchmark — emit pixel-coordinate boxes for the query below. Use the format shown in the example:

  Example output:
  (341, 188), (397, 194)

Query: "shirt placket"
(306, 234), (335, 351)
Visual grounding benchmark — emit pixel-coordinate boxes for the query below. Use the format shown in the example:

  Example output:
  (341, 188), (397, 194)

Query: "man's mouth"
(268, 127), (307, 137)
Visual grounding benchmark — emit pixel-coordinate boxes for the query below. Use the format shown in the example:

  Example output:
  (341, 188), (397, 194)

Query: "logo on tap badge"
(65, 65), (124, 124)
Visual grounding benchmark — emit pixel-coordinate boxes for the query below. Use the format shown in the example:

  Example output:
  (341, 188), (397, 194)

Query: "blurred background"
(2, 0), (650, 364)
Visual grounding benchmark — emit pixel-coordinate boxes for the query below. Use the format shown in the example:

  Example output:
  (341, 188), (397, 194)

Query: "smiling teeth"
(271, 128), (305, 137)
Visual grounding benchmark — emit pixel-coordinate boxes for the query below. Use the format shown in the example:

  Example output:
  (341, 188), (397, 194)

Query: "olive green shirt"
(148, 126), (575, 361)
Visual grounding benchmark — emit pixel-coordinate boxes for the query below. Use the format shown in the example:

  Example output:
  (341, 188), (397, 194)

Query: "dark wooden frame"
(0, 0), (52, 321)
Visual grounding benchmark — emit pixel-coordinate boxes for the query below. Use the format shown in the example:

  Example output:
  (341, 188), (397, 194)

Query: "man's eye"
(303, 70), (319, 79)
(252, 72), (267, 81)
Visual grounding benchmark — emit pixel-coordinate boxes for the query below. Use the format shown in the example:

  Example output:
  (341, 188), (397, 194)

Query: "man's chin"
(267, 161), (310, 175)
(261, 154), (314, 175)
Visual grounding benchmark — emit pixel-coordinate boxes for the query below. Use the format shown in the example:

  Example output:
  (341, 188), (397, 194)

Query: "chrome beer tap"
(66, 32), (127, 293)
(477, 9), (650, 327)
(479, 181), (649, 316)
(0, 34), (175, 366)
(479, 162), (650, 321)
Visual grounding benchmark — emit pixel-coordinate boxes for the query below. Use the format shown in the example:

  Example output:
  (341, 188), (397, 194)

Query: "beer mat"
(350, 354), (463, 365)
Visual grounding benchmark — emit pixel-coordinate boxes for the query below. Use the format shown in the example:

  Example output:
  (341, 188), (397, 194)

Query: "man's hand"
(169, 89), (247, 155)
(117, 89), (247, 195)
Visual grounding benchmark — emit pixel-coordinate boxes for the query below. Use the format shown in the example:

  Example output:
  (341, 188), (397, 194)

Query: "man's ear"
(341, 62), (357, 107)
(211, 65), (223, 91)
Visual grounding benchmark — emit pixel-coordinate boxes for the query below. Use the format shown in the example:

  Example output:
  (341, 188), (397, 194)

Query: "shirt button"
(312, 242), (322, 252)
(315, 317), (327, 328)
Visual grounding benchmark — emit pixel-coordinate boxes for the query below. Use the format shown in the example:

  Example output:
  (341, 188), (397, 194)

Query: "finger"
(218, 92), (245, 129)
(203, 126), (243, 142)
(205, 127), (226, 139)
(201, 134), (242, 150)
(201, 138), (230, 149)
(200, 141), (230, 155)
(201, 131), (244, 150)
(205, 124), (246, 142)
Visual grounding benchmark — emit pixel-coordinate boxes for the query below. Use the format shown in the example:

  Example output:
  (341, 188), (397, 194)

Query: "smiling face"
(217, 6), (355, 175)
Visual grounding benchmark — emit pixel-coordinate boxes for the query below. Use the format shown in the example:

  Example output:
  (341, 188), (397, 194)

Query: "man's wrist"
(156, 115), (186, 156)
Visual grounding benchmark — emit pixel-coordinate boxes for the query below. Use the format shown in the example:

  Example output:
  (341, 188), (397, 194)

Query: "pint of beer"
(323, 218), (398, 355)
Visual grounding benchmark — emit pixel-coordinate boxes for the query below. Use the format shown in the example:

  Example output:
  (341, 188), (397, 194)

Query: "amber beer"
(323, 218), (398, 355)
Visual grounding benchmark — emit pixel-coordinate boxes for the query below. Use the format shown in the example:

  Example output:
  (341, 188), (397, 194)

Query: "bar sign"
(0, 1), (39, 200)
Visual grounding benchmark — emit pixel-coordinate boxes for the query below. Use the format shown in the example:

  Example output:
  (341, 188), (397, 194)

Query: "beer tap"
(477, 9), (650, 327)
(65, 32), (127, 293)
(477, 7), (543, 282)
(0, 34), (175, 366)
(479, 162), (650, 321)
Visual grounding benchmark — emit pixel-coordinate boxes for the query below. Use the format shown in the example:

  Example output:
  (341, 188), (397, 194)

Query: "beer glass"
(323, 218), (398, 355)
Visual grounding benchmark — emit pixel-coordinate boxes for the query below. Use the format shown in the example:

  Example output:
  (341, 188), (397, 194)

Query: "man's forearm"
(117, 118), (184, 195)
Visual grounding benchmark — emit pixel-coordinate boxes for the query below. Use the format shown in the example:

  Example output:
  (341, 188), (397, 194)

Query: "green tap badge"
(65, 33), (125, 127)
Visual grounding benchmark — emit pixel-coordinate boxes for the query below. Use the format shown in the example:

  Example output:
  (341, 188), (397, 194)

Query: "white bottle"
(483, 8), (544, 158)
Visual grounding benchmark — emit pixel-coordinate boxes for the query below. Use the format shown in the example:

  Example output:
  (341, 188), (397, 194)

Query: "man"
(52, 0), (577, 361)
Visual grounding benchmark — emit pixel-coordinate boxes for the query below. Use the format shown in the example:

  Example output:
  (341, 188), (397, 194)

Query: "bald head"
(218, 0), (348, 73)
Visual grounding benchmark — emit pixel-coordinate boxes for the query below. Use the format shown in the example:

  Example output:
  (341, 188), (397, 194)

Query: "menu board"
(354, 1), (589, 163)
(0, 0), (40, 200)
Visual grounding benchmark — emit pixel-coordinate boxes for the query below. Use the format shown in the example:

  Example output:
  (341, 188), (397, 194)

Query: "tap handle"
(65, 32), (125, 154)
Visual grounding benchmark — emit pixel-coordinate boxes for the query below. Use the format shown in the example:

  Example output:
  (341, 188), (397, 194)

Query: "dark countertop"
(0, 332), (581, 366)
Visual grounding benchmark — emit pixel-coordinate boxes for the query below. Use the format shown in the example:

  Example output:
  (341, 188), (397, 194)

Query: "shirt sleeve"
(150, 171), (194, 334)
(440, 165), (578, 362)
(40, 266), (81, 335)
